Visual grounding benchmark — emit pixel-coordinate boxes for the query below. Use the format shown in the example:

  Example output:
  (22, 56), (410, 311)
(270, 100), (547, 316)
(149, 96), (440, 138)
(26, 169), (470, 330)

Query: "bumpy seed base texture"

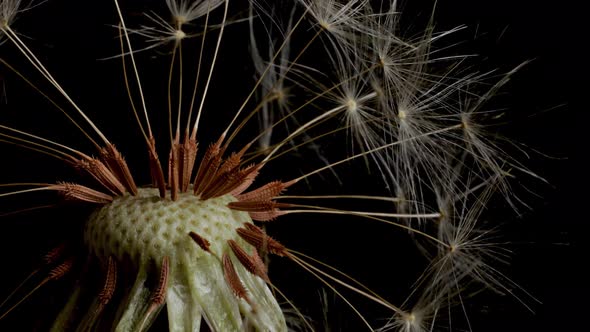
(78, 188), (287, 332)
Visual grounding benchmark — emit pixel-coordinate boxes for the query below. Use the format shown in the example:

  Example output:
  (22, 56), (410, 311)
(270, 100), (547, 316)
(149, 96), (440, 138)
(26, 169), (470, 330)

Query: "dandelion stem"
(221, 6), (311, 139)
(279, 204), (447, 247)
(289, 250), (404, 318)
(112, 0), (153, 138)
(277, 195), (401, 202)
(0, 59), (99, 148)
(263, 92), (377, 162)
(191, 0), (230, 139)
(292, 124), (463, 183)
(286, 252), (376, 330)
(175, 41), (184, 139)
(117, 24), (148, 144)
(187, 0), (212, 136)
(0, 125), (86, 160)
(284, 207), (441, 219)
(168, 44), (179, 144)
(0, 185), (54, 198)
(1, 27), (110, 145)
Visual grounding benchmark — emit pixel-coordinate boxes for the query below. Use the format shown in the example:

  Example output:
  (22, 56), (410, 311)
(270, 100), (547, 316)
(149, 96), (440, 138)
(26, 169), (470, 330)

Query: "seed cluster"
(84, 188), (252, 266)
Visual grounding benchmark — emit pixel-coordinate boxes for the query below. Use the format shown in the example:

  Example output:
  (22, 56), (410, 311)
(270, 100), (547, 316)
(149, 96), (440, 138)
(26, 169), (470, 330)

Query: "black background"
(0, 0), (584, 331)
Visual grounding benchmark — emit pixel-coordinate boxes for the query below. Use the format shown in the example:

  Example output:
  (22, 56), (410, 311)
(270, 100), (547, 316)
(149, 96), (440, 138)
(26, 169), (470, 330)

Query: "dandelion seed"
(167, 0), (224, 26)
(0, 0), (24, 43)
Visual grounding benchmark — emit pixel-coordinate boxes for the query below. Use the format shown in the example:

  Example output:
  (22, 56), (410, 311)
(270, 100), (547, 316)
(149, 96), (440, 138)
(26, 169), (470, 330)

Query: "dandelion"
(0, 0), (543, 331)
(0, 0), (23, 43)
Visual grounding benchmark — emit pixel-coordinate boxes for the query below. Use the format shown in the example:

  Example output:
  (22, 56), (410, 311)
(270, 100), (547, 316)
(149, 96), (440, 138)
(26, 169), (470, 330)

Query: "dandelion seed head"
(85, 189), (248, 265)
(0, 0), (25, 44)
(460, 112), (472, 130)
(448, 243), (457, 253)
(166, 0), (224, 26)
(80, 187), (288, 330)
(271, 87), (287, 103)
(379, 309), (430, 332)
(345, 97), (358, 114)
(398, 108), (407, 120)
(0, 0), (20, 26)
(174, 28), (186, 40)
(0, 0), (544, 330)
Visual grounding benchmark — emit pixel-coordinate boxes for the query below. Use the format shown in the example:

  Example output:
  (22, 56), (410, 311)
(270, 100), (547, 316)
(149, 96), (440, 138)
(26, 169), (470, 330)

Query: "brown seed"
(194, 135), (225, 194)
(236, 224), (287, 256)
(51, 183), (113, 204)
(222, 253), (251, 304)
(148, 136), (167, 198)
(151, 256), (170, 305)
(203, 164), (260, 199)
(43, 243), (67, 265)
(188, 231), (211, 252)
(168, 142), (180, 201)
(236, 180), (291, 202)
(74, 157), (126, 195)
(98, 256), (117, 305)
(247, 210), (287, 222)
(228, 200), (279, 212)
(227, 240), (269, 282)
(99, 144), (138, 195)
(48, 258), (75, 280)
(138, 256), (170, 331)
(229, 200), (289, 221)
(179, 135), (198, 192)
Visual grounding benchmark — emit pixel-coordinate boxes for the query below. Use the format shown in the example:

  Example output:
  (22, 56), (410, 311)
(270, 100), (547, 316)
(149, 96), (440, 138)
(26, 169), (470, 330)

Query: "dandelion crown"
(0, 0), (540, 331)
